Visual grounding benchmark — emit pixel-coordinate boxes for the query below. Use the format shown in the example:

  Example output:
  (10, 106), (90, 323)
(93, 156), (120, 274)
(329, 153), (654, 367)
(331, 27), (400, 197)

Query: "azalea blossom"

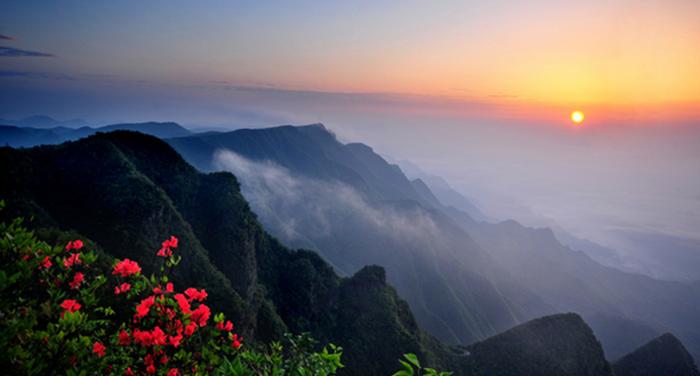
(114, 282), (131, 295)
(69, 272), (84, 289)
(217, 320), (234, 332)
(231, 333), (243, 349)
(39, 255), (52, 270)
(157, 235), (179, 257)
(92, 341), (106, 357)
(168, 333), (183, 348)
(191, 304), (211, 327)
(63, 252), (82, 268)
(133, 329), (152, 347)
(112, 258), (142, 277)
(60, 299), (81, 313)
(174, 293), (191, 314)
(118, 330), (131, 346)
(184, 322), (197, 337)
(135, 295), (156, 319)
(65, 239), (84, 251)
(151, 326), (167, 346)
(184, 287), (207, 302)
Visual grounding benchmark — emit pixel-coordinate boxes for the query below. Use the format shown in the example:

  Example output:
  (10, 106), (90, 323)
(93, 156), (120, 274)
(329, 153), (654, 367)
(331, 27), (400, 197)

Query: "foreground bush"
(0, 212), (342, 375)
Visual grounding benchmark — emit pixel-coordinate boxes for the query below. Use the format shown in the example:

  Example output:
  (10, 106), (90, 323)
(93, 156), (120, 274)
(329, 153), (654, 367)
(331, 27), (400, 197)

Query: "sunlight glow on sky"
(1, 0), (699, 124)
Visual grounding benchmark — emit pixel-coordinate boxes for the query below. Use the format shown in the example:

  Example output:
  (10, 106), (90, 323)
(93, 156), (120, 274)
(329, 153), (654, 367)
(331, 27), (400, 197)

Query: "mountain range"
(163, 123), (700, 363)
(0, 121), (191, 147)
(1, 121), (699, 374)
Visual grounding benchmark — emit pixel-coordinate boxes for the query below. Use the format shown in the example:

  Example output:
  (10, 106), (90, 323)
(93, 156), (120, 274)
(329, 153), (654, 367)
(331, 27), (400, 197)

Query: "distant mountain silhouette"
(0, 121), (191, 147)
(612, 230), (700, 282)
(98, 121), (191, 138)
(0, 115), (89, 129)
(398, 159), (489, 221)
(614, 333), (700, 376)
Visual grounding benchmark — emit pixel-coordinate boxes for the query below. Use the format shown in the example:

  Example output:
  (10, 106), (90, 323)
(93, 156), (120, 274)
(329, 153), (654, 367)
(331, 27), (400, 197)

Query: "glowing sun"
(571, 110), (585, 125)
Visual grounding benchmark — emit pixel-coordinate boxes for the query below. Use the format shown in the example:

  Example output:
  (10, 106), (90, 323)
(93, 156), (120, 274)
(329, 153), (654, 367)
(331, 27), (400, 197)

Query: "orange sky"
(2, 1), (699, 124)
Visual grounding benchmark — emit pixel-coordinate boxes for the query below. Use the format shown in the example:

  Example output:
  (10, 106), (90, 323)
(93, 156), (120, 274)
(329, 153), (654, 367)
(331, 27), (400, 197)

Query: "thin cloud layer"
(0, 46), (53, 57)
(213, 149), (440, 255)
(0, 70), (73, 80)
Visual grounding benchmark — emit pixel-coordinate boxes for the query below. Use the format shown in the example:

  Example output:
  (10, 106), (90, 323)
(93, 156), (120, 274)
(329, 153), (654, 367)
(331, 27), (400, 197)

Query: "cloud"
(212, 149), (439, 253)
(0, 46), (54, 57)
(0, 34), (14, 41)
(0, 70), (74, 80)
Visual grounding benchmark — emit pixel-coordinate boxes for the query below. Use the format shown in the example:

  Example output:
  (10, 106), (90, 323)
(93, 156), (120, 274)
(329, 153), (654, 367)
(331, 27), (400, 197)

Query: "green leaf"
(404, 353), (420, 368)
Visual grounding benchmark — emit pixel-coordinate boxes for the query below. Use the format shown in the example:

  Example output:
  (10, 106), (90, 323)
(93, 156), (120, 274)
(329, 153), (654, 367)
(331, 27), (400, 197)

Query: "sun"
(571, 110), (585, 125)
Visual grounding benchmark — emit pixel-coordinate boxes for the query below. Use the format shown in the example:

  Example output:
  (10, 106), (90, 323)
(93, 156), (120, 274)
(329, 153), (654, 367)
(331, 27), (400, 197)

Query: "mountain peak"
(614, 333), (700, 376)
(299, 122), (326, 130)
(466, 313), (614, 376)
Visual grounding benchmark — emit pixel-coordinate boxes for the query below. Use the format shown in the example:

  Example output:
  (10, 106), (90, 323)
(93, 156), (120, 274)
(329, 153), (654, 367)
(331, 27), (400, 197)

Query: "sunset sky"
(2, 0), (699, 125)
(2, 1), (700, 255)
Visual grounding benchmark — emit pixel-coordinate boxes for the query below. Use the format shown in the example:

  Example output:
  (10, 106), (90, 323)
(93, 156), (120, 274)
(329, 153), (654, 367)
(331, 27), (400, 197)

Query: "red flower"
(151, 326), (167, 346)
(217, 320), (234, 332)
(63, 252), (82, 268)
(114, 282), (131, 295)
(69, 272), (84, 289)
(157, 235), (179, 257)
(184, 322), (197, 337)
(39, 255), (52, 270)
(118, 330), (131, 346)
(160, 355), (169, 365)
(153, 282), (174, 295)
(65, 239), (84, 251)
(146, 364), (156, 375)
(156, 247), (171, 257)
(112, 259), (142, 277)
(135, 295), (156, 319)
(190, 304), (211, 327)
(92, 341), (106, 357)
(165, 235), (178, 249)
(184, 288), (207, 302)
(168, 333), (183, 348)
(167, 369), (179, 376)
(133, 329), (152, 347)
(231, 334), (243, 349)
(60, 299), (81, 313)
(125, 368), (135, 376)
(174, 294), (191, 314)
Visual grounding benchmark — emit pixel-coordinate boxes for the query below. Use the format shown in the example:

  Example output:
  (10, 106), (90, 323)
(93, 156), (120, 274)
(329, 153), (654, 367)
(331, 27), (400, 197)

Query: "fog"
(213, 149), (440, 265)
(326, 114), (700, 279)
(2, 77), (699, 279)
